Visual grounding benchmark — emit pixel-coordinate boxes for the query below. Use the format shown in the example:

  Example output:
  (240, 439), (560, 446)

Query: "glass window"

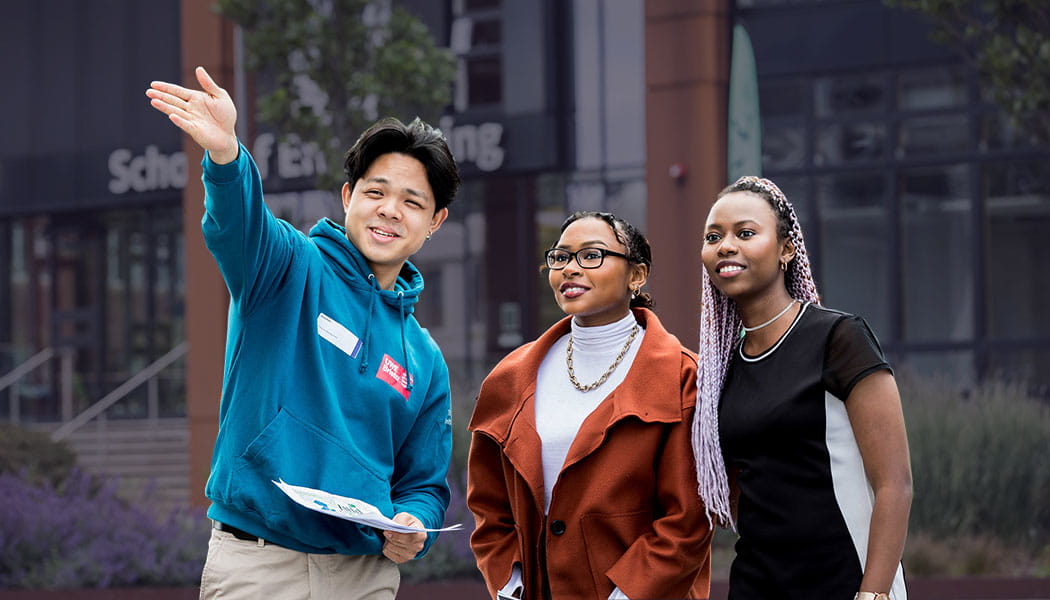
(984, 161), (1050, 339)
(898, 114), (970, 157)
(471, 19), (501, 47)
(467, 56), (502, 106)
(898, 350), (976, 388)
(768, 176), (811, 228)
(816, 172), (891, 339)
(464, 0), (500, 10)
(897, 66), (968, 111)
(815, 122), (886, 165)
(980, 112), (1041, 150)
(536, 176), (569, 331)
(759, 79), (808, 118)
(814, 74), (886, 118)
(900, 165), (973, 342)
(762, 126), (806, 170)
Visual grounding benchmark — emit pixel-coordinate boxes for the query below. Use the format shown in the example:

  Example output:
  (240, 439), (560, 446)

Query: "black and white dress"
(719, 303), (907, 600)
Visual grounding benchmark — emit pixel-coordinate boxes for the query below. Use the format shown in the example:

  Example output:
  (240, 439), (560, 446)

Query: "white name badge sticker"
(317, 313), (362, 358)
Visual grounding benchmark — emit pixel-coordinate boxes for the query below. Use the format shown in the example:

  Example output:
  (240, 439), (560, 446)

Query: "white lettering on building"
(106, 119), (503, 196)
(108, 145), (188, 194)
(253, 133), (327, 180)
(439, 116), (505, 172)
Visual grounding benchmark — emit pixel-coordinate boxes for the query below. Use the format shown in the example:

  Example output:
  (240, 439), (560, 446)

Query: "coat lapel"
(561, 309), (687, 472)
(501, 391), (547, 515)
(470, 309), (691, 511)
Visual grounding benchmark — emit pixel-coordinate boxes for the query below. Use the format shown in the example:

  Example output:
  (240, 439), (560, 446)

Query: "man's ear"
(341, 182), (353, 212)
(429, 207), (449, 233)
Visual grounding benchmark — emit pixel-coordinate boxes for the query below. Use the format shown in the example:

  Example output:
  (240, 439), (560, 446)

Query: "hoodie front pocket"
(232, 407), (394, 549)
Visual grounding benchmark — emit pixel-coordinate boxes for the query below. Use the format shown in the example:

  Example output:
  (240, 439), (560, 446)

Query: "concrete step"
(59, 418), (191, 510)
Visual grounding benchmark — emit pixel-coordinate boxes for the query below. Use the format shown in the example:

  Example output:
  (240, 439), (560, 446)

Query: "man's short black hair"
(344, 117), (460, 212)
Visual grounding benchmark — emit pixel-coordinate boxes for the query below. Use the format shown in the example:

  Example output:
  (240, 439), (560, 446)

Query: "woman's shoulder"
(633, 308), (697, 357)
(798, 303), (865, 334)
(803, 303), (882, 338)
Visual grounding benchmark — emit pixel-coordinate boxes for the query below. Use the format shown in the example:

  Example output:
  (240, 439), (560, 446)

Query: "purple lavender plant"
(0, 469), (208, 589)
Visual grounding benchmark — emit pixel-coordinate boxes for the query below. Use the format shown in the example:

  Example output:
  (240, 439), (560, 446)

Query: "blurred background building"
(1, 0), (1047, 511)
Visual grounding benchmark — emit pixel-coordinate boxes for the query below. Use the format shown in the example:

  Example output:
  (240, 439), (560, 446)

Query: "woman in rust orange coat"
(467, 211), (713, 600)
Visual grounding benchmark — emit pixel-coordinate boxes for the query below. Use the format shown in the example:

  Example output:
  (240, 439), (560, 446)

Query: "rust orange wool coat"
(467, 308), (712, 600)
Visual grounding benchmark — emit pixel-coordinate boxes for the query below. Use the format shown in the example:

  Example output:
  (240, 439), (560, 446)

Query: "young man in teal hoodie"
(147, 66), (457, 599)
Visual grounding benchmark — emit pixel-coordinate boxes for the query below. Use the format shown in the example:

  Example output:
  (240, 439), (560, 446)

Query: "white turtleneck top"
(500, 312), (643, 600)
(534, 311), (646, 512)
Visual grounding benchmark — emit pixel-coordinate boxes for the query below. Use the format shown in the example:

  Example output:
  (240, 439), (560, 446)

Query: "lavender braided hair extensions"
(693, 176), (821, 528)
(693, 268), (741, 527)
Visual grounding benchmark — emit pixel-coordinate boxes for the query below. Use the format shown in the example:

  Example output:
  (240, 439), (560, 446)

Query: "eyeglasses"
(544, 247), (629, 270)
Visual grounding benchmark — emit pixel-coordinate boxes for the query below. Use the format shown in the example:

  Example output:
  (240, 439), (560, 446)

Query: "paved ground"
(0, 577), (1045, 598)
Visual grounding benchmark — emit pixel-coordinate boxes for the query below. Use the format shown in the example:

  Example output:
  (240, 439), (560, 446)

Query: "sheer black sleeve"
(822, 315), (891, 401)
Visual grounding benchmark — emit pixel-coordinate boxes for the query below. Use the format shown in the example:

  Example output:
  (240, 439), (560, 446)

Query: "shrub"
(903, 376), (1050, 548)
(0, 423), (76, 486)
(903, 532), (1033, 577)
(0, 469), (208, 588)
(901, 375), (1050, 576)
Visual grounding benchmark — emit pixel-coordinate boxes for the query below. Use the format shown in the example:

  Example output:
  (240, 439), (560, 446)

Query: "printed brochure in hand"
(272, 479), (463, 533)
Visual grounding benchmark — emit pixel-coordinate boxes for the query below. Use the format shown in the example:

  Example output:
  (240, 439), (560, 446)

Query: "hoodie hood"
(310, 217), (424, 382)
(310, 218), (423, 315)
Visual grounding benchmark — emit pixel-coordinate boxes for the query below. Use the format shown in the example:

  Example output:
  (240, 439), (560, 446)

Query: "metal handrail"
(0, 348), (56, 392)
(0, 347), (76, 423)
(51, 342), (188, 442)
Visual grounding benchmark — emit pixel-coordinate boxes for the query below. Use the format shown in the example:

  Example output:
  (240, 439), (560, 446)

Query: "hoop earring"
(779, 261), (787, 272)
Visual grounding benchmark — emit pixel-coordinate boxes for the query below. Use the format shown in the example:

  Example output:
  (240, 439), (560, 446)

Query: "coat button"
(550, 520), (566, 535)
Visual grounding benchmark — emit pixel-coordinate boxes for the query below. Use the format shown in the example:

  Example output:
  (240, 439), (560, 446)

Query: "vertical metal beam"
(645, 0), (731, 348)
(180, 0), (236, 508)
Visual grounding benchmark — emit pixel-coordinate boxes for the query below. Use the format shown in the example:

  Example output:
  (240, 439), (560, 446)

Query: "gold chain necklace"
(565, 324), (640, 392)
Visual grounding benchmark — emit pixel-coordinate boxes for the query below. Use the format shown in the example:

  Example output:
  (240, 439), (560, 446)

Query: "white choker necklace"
(741, 300), (797, 333)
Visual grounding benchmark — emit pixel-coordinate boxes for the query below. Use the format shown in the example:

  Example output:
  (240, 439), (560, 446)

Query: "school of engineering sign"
(106, 118), (507, 195)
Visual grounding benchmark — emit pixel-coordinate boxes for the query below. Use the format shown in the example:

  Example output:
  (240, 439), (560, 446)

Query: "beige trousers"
(199, 528), (400, 600)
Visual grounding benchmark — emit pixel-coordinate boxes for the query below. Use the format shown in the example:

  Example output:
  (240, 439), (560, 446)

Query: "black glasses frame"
(544, 247), (629, 270)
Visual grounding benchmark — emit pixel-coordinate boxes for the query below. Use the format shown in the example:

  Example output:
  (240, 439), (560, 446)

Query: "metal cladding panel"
(742, 0), (954, 77)
(0, 0), (182, 215)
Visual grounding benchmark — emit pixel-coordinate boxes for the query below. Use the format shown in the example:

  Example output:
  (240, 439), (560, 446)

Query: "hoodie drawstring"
(398, 292), (413, 392)
(359, 274), (379, 374)
(358, 276), (412, 395)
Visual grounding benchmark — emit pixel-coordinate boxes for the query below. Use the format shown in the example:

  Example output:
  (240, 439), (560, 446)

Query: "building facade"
(1, 2), (186, 424)
(739, 0), (1050, 389)
(1, 0), (1046, 507)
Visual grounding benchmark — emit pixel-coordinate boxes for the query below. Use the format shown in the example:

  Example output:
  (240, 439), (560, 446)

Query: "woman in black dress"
(693, 176), (912, 600)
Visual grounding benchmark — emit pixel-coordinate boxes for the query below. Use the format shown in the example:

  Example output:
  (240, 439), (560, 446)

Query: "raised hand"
(146, 66), (239, 164)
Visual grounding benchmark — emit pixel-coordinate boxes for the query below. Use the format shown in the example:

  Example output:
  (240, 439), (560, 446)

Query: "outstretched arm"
(146, 66), (239, 164)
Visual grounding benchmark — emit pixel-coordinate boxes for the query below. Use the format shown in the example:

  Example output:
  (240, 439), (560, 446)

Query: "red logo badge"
(376, 354), (413, 400)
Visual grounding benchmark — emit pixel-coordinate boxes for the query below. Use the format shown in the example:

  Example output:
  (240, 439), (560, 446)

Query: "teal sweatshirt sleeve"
(390, 354), (454, 556)
(201, 143), (301, 312)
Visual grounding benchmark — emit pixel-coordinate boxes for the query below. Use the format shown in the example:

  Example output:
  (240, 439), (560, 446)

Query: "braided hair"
(693, 176), (821, 527)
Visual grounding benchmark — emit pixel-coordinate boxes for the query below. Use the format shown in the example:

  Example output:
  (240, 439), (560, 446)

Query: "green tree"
(214, 0), (457, 191)
(886, 0), (1050, 143)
